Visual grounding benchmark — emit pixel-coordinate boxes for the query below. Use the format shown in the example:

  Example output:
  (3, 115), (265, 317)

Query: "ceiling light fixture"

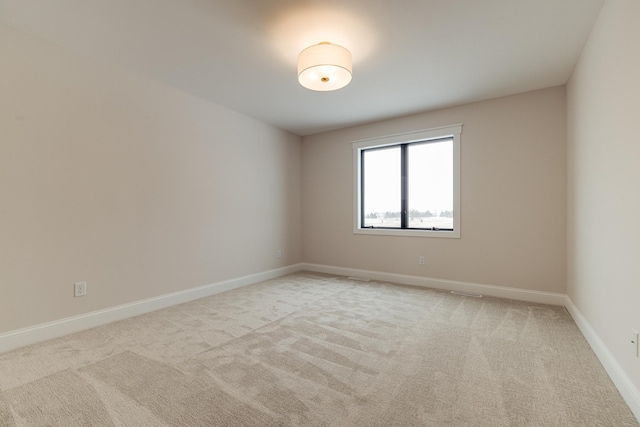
(297, 42), (352, 91)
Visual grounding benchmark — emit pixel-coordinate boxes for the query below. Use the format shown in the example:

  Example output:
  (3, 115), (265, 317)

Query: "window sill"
(354, 227), (460, 238)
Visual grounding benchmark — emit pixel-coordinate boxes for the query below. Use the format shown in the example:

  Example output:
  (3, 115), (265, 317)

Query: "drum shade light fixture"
(297, 42), (352, 91)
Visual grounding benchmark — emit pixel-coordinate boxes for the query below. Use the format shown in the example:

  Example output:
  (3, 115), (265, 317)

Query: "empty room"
(1, 0), (639, 425)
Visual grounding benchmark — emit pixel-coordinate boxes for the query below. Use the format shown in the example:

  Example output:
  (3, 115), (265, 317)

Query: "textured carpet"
(0, 272), (637, 426)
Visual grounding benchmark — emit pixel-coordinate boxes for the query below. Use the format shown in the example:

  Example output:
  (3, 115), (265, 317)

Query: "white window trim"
(352, 124), (462, 238)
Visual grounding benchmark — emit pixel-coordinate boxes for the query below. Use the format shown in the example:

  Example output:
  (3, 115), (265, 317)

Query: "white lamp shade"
(297, 42), (352, 91)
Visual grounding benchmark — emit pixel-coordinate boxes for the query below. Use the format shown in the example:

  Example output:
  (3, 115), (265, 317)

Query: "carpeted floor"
(0, 272), (637, 426)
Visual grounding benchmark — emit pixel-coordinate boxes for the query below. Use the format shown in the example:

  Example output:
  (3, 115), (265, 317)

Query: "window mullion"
(400, 144), (408, 229)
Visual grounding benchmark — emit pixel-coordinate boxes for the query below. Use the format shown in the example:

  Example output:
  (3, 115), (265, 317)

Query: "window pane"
(408, 139), (453, 229)
(363, 146), (401, 228)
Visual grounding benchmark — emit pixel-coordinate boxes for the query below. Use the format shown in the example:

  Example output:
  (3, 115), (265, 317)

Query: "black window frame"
(359, 137), (454, 232)
(352, 124), (461, 239)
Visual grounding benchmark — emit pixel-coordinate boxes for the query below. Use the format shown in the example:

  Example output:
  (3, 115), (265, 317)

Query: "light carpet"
(0, 272), (637, 426)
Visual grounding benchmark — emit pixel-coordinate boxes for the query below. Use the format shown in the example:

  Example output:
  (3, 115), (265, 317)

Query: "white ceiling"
(0, 0), (604, 136)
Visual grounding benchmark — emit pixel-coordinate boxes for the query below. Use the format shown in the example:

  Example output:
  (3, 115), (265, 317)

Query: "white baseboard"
(565, 296), (640, 422)
(300, 263), (566, 305)
(0, 264), (303, 354)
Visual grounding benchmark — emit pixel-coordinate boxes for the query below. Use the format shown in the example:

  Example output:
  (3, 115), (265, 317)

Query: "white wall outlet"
(631, 329), (639, 358)
(276, 249), (282, 258)
(418, 256), (425, 265)
(74, 281), (87, 297)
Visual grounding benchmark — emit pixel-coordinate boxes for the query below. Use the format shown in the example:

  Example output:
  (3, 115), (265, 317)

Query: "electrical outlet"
(74, 281), (87, 298)
(276, 249), (282, 258)
(418, 256), (425, 265)
(632, 329), (639, 358)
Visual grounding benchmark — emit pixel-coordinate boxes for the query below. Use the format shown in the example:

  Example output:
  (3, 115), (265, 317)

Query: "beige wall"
(0, 24), (302, 334)
(302, 87), (566, 293)
(567, 0), (640, 394)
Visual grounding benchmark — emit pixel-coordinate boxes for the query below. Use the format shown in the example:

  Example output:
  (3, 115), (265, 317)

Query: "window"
(353, 124), (461, 238)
